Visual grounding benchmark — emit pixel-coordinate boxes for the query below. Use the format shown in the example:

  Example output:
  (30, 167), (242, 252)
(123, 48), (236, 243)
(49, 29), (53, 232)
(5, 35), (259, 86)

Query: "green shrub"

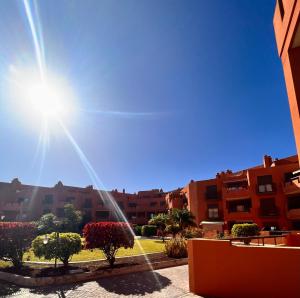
(134, 225), (142, 236)
(182, 227), (203, 239)
(165, 224), (181, 237)
(231, 223), (259, 237)
(141, 225), (157, 237)
(164, 237), (187, 258)
(32, 232), (82, 267)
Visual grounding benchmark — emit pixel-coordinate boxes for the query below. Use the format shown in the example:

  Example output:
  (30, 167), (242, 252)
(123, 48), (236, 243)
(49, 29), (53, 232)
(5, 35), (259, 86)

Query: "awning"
(200, 221), (224, 225)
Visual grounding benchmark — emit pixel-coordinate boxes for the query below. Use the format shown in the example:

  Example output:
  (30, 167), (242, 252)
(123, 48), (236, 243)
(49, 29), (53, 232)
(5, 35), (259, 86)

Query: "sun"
(8, 67), (76, 129)
(25, 81), (65, 119)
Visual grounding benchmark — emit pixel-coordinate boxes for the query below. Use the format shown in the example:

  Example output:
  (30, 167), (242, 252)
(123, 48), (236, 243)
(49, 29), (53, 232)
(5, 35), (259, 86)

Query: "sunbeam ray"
(23, 0), (46, 80)
(21, 0), (163, 288)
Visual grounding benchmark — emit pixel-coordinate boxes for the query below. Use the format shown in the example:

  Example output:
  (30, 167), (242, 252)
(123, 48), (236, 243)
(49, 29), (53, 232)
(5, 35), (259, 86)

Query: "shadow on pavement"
(97, 270), (171, 295)
(29, 283), (82, 297)
(0, 282), (21, 297)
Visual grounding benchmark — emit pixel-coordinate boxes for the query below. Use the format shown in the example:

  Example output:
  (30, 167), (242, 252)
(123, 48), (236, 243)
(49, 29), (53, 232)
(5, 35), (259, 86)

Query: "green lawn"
(23, 239), (166, 263)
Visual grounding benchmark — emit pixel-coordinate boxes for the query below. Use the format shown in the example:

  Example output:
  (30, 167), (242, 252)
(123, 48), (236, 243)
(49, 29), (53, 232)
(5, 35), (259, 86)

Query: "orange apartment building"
(1, 153), (300, 230)
(0, 179), (167, 225)
(274, 0), (300, 168)
(171, 154), (300, 230)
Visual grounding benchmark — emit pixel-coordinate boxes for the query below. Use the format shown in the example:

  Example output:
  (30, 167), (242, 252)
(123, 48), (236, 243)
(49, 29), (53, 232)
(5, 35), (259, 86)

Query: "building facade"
(274, 0), (300, 168)
(0, 179), (168, 225)
(175, 155), (300, 230)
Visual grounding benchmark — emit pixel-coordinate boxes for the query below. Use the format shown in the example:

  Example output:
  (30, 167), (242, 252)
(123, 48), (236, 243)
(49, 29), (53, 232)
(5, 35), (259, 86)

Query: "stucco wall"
(188, 238), (300, 298)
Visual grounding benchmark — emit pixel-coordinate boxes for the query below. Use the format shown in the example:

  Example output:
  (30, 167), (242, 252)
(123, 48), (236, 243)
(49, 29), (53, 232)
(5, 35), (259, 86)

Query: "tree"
(32, 232), (82, 267)
(83, 222), (134, 268)
(0, 222), (36, 268)
(37, 213), (58, 235)
(170, 208), (195, 230)
(61, 204), (82, 233)
(148, 213), (170, 241)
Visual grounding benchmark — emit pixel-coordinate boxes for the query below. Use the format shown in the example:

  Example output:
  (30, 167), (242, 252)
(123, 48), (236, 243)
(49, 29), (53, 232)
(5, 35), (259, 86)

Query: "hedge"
(141, 225), (157, 237)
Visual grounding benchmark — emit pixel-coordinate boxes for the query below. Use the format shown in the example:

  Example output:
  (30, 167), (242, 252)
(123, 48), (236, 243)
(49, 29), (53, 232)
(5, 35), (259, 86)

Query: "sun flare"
(25, 81), (66, 118)
(8, 67), (76, 129)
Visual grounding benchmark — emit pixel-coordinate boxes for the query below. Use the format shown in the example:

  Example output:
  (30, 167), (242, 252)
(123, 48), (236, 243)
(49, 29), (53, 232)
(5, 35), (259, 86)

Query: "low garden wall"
(188, 238), (300, 298)
(0, 253), (187, 287)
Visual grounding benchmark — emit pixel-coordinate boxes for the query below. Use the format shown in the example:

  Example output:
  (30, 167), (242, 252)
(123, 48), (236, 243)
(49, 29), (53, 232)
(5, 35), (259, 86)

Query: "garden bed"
(0, 252), (187, 287)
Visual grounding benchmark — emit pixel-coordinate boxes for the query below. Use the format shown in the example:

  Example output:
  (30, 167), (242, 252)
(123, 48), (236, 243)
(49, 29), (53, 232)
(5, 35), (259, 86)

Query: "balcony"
(223, 186), (250, 200)
(256, 183), (277, 195)
(287, 208), (300, 220)
(258, 207), (280, 217)
(283, 178), (300, 195)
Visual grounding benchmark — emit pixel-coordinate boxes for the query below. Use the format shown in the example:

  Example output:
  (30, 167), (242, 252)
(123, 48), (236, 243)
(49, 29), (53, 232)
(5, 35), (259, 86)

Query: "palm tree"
(170, 208), (195, 230)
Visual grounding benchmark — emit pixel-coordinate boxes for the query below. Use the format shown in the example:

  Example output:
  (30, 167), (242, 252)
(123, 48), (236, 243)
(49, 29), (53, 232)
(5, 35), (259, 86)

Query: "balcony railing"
(287, 208), (300, 220)
(283, 178), (300, 194)
(256, 183), (277, 195)
(258, 207), (280, 217)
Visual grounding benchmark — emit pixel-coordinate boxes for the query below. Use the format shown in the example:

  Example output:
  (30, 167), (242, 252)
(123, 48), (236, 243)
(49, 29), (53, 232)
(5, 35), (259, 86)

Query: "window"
(128, 202), (137, 208)
(206, 185), (218, 199)
(117, 201), (124, 210)
(43, 209), (51, 214)
(257, 175), (274, 193)
(160, 201), (166, 206)
(83, 198), (92, 208)
(43, 195), (53, 204)
(207, 205), (219, 219)
(288, 195), (300, 210)
(150, 202), (157, 207)
(260, 198), (276, 211)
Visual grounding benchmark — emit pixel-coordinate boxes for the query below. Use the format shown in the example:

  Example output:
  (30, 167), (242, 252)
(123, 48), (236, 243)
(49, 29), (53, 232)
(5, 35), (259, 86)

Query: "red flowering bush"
(0, 222), (36, 268)
(83, 222), (134, 267)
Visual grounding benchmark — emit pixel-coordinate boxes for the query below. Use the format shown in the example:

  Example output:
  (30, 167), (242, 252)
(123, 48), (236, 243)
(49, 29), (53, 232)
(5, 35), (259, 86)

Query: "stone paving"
(0, 265), (201, 298)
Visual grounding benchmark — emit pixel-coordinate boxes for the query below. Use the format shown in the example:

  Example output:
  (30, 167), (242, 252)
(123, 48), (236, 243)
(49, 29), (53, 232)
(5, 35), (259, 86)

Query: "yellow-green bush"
(164, 237), (187, 258)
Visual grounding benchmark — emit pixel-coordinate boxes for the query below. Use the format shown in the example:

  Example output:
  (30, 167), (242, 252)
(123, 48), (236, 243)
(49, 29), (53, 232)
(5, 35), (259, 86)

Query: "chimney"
(263, 155), (272, 168)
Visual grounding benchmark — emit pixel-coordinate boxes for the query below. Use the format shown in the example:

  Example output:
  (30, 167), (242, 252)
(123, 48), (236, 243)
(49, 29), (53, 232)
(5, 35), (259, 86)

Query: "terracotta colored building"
(176, 154), (300, 230)
(274, 0), (300, 169)
(1, 154), (300, 230)
(0, 179), (167, 225)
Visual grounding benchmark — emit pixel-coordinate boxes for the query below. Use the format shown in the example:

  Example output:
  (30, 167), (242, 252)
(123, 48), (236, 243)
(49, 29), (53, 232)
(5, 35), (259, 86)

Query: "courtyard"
(0, 265), (199, 298)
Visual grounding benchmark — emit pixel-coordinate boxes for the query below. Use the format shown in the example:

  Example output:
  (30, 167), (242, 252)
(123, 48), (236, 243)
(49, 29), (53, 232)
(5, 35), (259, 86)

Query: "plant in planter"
(164, 236), (187, 258)
(231, 223), (260, 245)
(32, 232), (82, 267)
(0, 222), (36, 268)
(83, 222), (134, 268)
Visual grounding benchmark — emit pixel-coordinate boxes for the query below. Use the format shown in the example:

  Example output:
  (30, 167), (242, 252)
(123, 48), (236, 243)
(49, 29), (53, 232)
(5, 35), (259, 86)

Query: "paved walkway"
(0, 265), (201, 298)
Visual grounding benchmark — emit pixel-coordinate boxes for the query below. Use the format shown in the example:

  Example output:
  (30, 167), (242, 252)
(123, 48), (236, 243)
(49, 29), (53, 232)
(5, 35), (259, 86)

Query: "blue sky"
(0, 0), (295, 192)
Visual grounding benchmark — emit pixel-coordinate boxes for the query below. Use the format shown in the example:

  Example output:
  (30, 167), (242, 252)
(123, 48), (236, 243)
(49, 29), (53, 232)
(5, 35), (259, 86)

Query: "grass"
(23, 239), (166, 263)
